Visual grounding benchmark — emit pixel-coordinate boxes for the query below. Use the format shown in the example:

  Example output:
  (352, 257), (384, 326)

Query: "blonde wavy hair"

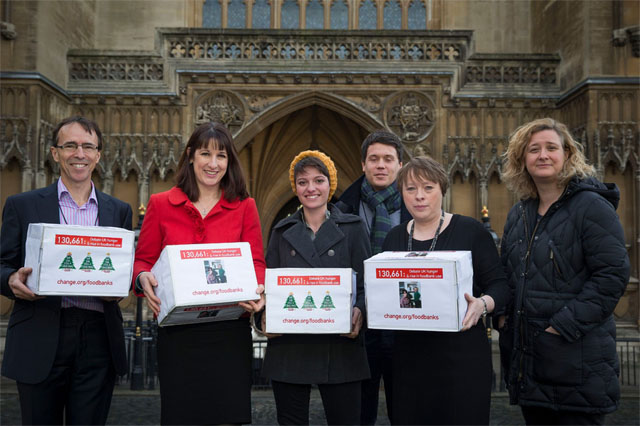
(502, 118), (595, 199)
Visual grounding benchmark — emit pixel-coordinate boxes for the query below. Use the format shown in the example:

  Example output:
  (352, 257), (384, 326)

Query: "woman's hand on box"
(8, 267), (43, 301)
(341, 307), (363, 339)
(461, 293), (495, 331)
(139, 271), (161, 316)
(239, 284), (265, 313)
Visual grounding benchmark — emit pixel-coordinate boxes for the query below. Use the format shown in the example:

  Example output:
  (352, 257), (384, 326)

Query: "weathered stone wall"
(531, 0), (639, 89)
(440, 0), (532, 54)
(94, 0), (191, 50)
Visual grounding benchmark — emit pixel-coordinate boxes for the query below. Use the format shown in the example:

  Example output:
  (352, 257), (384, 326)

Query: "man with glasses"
(0, 116), (132, 425)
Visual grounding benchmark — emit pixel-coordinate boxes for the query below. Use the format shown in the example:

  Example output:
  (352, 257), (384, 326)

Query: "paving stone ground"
(1, 379), (638, 425)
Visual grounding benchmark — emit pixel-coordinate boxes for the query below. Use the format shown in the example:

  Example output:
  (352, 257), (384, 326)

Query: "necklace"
(195, 197), (219, 218)
(408, 209), (444, 251)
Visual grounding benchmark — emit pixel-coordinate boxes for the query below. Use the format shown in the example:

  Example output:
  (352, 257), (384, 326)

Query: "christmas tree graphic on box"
(59, 252), (76, 271)
(100, 253), (115, 273)
(79, 253), (96, 272)
(283, 292), (298, 310)
(302, 292), (316, 311)
(320, 291), (335, 310)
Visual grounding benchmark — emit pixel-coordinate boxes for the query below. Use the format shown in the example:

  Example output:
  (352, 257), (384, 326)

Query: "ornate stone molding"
(384, 91), (435, 142)
(464, 54), (560, 85)
(163, 29), (472, 62)
(443, 136), (504, 183)
(69, 62), (164, 82)
(68, 50), (165, 83)
(594, 121), (639, 177)
(194, 90), (245, 132)
(0, 116), (32, 175)
(0, 21), (17, 40)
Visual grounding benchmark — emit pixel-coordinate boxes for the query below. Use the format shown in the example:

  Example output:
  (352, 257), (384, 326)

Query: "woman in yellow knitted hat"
(258, 150), (372, 425)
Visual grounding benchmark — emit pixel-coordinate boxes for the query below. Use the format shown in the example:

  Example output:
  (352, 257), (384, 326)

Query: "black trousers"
(272, 380), (362, 425)
(157, 319), (253, 425)
(17, 308), (116, 425)
(521, 406), (606, 425)
(360, 338), (393, 425)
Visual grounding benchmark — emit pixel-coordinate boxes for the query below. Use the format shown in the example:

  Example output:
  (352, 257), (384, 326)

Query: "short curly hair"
(502, 118), (594, 199)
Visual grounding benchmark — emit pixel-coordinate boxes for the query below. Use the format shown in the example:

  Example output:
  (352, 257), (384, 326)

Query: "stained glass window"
(408, 0), (427, 30)
(203, 0), (222, 28)
(228, 0), (246, 28)
(359, 0), (376, 30)
(252, 0), (270, 28)
(306, 0), (324, 29)
(282, 0), (300, 29)
(330, 0), (348, 29)
(383, 0), (401, 29)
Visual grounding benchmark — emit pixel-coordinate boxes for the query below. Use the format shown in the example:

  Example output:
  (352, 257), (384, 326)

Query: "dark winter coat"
(260, 204), (371, 384)
(500, 177), (630, 413)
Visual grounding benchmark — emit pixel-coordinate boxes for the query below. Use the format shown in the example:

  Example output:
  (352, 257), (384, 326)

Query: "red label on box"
(375, 268), (443, 279)
(277, 275), (341, 286)
(180, 248), (242, 259)
(55, 234), (123, 248)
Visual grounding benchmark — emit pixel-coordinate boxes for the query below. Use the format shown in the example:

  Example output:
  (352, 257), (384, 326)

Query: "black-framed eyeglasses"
(55, 142), (100, 154)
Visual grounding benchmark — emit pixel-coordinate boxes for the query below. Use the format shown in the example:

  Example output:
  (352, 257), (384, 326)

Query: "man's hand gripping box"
(364, 251), (473, 332)
(24, 223), (135, 297)
(152, 242), (259, 327)
(265, 268), (354, 334)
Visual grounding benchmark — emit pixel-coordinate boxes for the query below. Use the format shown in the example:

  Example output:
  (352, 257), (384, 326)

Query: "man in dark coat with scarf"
(336, 129), (410, 425)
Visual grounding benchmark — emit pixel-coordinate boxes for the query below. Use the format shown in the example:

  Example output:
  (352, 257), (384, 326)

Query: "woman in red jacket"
(133, 122), (266, 425)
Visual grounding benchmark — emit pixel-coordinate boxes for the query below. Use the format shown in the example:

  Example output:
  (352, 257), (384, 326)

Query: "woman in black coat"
(381, 156), (510, 425)
(259, 150), (371, 425)
(500, 118), (630, 425)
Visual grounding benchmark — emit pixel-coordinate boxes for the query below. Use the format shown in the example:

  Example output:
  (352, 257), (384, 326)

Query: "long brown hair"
(175, 122), (249, 202)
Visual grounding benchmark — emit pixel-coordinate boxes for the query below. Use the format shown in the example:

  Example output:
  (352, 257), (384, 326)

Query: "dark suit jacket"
(0, 181), (132, 383)
(260, 205), (371, 384)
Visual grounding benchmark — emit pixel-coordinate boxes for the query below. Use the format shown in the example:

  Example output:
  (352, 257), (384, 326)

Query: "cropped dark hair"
(397, 156), (449, 197)
(361, 130), (403, 162)
(176, 122), (249, 202)
(52, 116), (103, 150)
(293, 156), (330, 182)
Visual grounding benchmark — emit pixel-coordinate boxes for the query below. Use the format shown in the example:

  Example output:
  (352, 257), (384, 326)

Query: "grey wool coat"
(260, 204), (371, 384)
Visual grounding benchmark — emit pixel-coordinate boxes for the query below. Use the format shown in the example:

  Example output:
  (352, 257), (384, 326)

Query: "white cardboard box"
(24, 223), (135, 297)
(265, 268), (353, 334)
(152, 242), (259, 327)
(364, 251), (473, 332)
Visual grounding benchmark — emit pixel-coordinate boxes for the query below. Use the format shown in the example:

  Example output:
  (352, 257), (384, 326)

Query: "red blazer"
(133, 187), (266, 287)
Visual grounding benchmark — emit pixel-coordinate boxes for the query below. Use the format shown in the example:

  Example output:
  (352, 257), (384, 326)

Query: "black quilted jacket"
(500, 177), (630, 413)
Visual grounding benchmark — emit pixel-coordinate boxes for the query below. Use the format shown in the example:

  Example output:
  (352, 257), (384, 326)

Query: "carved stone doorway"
(235, 104), (370, 240)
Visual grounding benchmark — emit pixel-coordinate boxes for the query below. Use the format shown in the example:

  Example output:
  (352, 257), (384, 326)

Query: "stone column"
(299, 0), (307, 28)
(102, 170), (114, 195)
(323, 0), (331, 29)
(138, 173), (150, 212)
(246, 0), (255, 27)
(478, 176), (488, 212)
